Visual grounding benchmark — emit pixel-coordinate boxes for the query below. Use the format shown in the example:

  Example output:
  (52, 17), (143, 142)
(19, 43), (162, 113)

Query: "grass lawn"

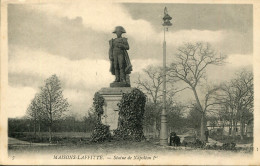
(6, 138), (254, 165)
(8, 131), (253, 159)
(9, 132), (91, 143)
(9, 138), (253, 156)
(9, 132), (91, 138)
(209, 134), (253, 144)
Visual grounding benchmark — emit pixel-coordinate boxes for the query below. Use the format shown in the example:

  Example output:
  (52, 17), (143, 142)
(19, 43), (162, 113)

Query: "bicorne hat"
(112, 26), (126, 33)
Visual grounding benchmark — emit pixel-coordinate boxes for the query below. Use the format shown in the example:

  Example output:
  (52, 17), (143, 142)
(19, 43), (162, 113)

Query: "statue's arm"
(123, 38), (129, 50)
(117, 38), (129, 50)
(109, 39), (113, 60)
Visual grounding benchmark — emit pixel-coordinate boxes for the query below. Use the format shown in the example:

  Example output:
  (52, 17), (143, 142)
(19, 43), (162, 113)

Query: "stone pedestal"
(98, 87), (133, 130)
(110, 82), (130, 87)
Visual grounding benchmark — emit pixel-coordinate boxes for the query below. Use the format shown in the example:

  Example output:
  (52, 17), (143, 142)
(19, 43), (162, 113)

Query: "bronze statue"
(109, 26), (132, 87)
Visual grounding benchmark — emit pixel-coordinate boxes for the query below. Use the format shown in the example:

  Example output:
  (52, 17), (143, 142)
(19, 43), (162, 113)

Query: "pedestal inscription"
(98, 87), (133, 130)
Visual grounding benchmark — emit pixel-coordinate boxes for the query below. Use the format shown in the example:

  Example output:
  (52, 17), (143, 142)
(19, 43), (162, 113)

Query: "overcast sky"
(7, 2), (253, 119)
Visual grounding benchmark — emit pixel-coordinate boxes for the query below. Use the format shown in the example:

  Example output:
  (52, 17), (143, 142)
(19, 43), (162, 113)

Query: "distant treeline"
(8, 115), (95, 134)
(8, 102), (199, 136)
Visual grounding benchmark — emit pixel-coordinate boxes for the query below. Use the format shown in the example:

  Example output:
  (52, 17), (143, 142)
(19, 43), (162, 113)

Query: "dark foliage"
(182, 137), (206, 148)
(204, 143), (219, 150)
(204, 142), (237, 151)
(8, 117), (93, 133)
(8, 118), (30, 133)
(90, 92), (111, 142)
(83, 108), (98, 132)
(114, 88), (146, 141)
(222, 142), (236, 150)
(187, 105), (202, 129)
(9, 132), (90, 144)
(91, 122), (111, 143)
(93, 92), (105, 121)
(209, 131), (253, 144)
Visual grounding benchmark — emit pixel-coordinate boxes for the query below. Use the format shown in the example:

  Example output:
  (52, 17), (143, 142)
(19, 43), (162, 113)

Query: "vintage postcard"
(1, 0), (260, 165)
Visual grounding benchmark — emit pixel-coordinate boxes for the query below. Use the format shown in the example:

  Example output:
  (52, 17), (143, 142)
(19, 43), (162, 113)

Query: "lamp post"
(160, 7), (172, 146)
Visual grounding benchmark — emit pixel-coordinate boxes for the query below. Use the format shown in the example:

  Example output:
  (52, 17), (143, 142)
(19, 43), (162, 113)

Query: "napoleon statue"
(109, 26), (132, 87)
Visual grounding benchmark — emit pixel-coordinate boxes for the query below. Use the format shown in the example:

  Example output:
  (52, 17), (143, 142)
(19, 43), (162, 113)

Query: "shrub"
(222, 142), (236, 150)
(114, 88), (146, 141)
(182, 137), (206, 148)
(204, 142), (221, 150)
(91, 122), (111, 142)
(93, 92), (105, 121)
(192, 139), (206, 148)
(90, 92), (111, 142)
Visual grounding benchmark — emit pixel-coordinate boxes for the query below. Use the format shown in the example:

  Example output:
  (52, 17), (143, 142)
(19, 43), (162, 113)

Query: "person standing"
(169, 132), (180, 146)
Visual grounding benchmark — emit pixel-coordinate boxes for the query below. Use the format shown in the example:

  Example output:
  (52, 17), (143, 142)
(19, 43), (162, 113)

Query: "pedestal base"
(110, 82), (130, 87)
(98, 87), (133, 130)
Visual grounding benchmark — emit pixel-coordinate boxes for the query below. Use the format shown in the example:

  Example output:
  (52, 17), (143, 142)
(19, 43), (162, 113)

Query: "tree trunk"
(191, 87), (206, 140)
(85, 120), (87, 133)
(38, 121), (41, 132)
(233, 121), (238, 141)
(48, 125), (52, 143)
(98, 115), (101, 123)
(232, 119), (236, 138)
(153, 121), (157, 138)
(200, 113), (206, 141)
(240, 118), (244, 140)
(38, 121), (41, 140)
(229, 118), (232, 136)
(49, 91), (53, 143)
(191, 87), (203, 111)
(33, 119), (36, 138)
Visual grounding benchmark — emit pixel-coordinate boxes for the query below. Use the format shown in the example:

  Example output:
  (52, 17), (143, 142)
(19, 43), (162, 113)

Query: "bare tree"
(39, 74), (69, 142)
(135, 65), (187, 104)
(223, 69), (253, 139)
(135, 66), (164, 136)
(168, 42), (226, 140)
(135, 65), (187, 136)
(211, 69), (253, 139)
(135, 66), (163, 105)
(232, 69), (253, 140)
(215, 83), (239, 137)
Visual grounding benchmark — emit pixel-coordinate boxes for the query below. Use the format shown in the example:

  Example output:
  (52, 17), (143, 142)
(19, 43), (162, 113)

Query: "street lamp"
(160, 7), (172, 146)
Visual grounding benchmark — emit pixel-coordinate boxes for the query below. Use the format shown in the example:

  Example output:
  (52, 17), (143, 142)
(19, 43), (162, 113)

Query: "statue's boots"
(121, 78), (126, 83)
(114, 70), (120, 82)
(120, 70), (126, 83)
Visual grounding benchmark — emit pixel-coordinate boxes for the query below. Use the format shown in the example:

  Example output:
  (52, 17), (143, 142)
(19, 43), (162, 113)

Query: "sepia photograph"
(1, 0), (260, 165)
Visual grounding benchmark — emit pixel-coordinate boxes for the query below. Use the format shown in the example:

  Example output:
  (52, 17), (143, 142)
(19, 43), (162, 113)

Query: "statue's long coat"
(109, 38), (132, 75)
